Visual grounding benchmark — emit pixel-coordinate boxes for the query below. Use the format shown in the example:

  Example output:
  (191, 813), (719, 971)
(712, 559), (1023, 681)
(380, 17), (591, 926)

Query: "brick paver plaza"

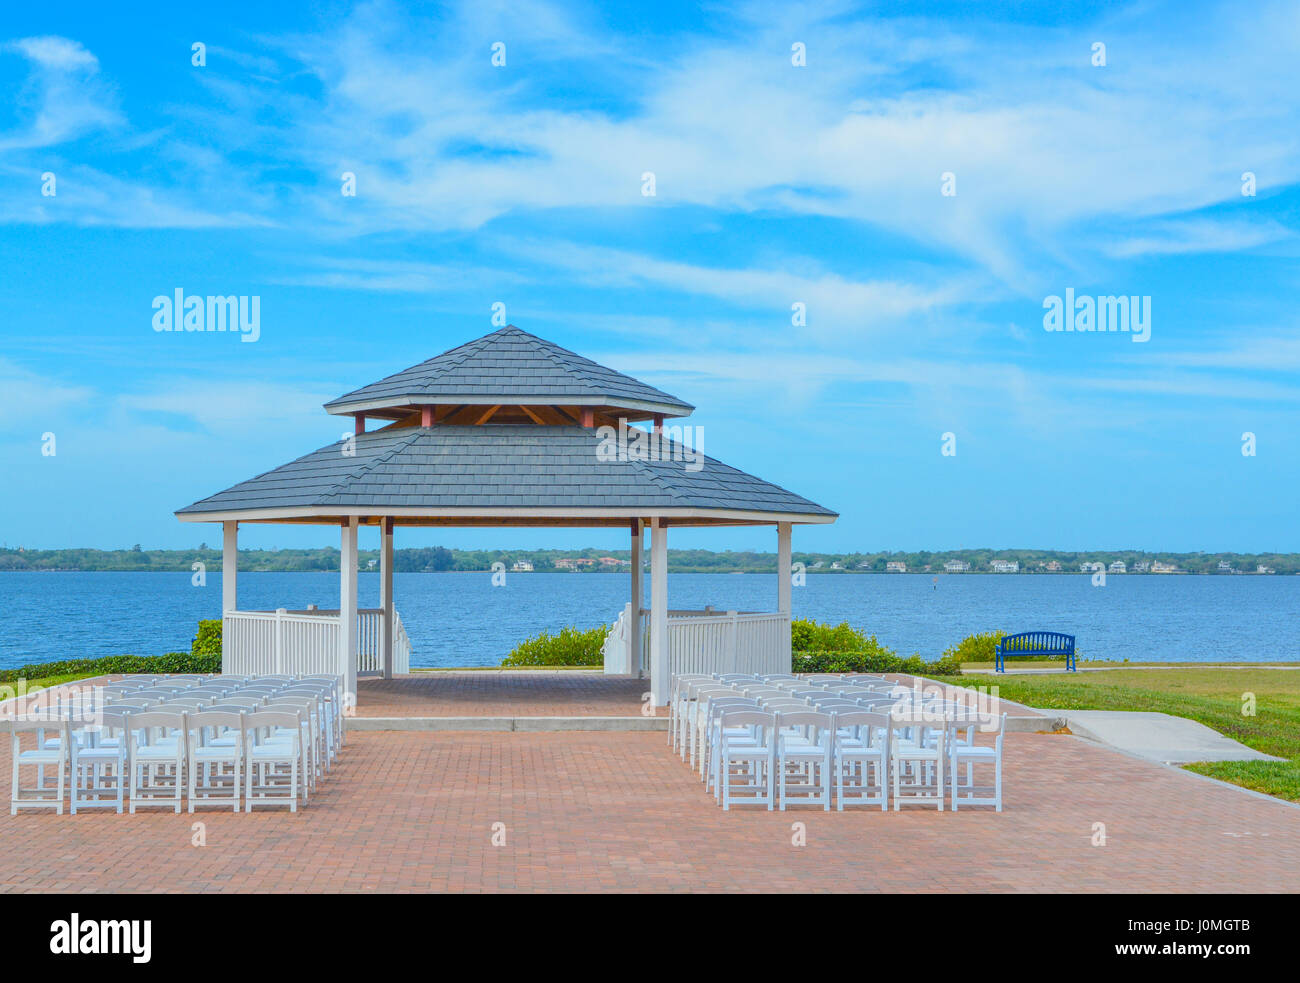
(2, 704), (1296, 892)
(354, 671), (667, 717)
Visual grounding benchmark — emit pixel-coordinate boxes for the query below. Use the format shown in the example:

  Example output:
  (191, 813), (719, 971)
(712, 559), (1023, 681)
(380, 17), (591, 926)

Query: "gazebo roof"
(323, 325), (694, 421)
(176, 426), (836, 527)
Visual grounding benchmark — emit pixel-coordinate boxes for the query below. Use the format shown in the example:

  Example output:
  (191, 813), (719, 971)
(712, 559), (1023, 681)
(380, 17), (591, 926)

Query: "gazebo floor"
(354, 671), (664, 718)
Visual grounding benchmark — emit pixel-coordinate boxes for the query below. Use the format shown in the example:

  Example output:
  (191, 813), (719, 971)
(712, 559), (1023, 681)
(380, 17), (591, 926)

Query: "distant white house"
(1130, 561), (1151, 573)
(511, 560), (534, 572)
(943, 560), (970, 573)
(1257, 564), (1275, 574)
(1044, 560), (1062, 572)
(1151, 560), (1179, 573)
(886, 560), (907, 573)
(1108, 560), (1126, 574)
(1080, 561), (1105, 573)
(1217, 560), (1234, 573)
(989, 559), (1019, 573)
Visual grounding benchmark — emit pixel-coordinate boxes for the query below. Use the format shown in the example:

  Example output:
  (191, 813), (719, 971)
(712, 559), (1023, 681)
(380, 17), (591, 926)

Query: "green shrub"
(942, 630), (1005, 663)
(192, 618), (222, 658)
(0, 651), (221, 684)
(501, 625), (609, 667)
(791, 619), (869, 652)
(794, 649), (962, 677)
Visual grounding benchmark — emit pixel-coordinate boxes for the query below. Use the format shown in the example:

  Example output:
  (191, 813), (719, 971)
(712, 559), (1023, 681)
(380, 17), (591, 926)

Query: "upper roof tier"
(324, 325), (695, 422)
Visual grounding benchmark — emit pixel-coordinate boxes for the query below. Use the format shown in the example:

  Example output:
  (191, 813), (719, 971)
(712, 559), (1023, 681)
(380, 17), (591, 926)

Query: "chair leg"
(56, 754), (65, 815)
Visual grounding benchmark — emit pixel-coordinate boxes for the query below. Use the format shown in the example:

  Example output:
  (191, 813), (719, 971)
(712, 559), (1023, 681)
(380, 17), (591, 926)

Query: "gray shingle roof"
(176, 425), (835, 519)
(324, 326), (694, 416)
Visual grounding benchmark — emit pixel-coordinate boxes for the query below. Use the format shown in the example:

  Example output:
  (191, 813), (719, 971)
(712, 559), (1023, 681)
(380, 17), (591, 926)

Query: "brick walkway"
(1, 730), (1296, 892)
(354, 672), (665, 717)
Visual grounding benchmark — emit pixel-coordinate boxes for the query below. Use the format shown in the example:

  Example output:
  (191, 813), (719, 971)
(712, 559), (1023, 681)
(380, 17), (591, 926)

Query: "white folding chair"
(890, 710), (945, 811)
(951, 712), (1005, 811)
(775, 710), (834, 811)
(8, 718), (69, 814)
(186, 710), (246, 812)
(834, 710), (890, 810)
(716, 710), (776, 811)
(244, 710), (303, 812)
(127, 711), (187, 813)
(69, 708), (131, 814)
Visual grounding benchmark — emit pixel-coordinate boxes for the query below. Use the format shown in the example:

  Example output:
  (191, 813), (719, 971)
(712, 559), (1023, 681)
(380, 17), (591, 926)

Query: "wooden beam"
(421, 406), (433, 427)
(354, 414), (366, 435)
(580, 408), (595, 428)
(475, 405), (501, 424)
(520, 405), (545, 425)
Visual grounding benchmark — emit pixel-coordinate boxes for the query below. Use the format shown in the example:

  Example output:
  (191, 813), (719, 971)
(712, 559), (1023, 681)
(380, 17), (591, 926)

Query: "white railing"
(602, 605), (790, 677)
(223, 607), (412, 677)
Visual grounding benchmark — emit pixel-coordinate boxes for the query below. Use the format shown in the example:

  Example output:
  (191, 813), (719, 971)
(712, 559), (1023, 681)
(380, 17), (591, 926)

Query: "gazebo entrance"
(178, 326), (836, 705)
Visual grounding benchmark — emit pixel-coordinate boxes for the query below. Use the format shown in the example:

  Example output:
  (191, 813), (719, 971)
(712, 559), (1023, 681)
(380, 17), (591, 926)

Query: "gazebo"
(176, 326), (837, 705)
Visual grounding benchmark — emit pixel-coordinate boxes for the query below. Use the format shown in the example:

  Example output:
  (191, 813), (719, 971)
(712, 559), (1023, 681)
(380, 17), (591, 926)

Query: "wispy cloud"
(0, 35), (121, 150)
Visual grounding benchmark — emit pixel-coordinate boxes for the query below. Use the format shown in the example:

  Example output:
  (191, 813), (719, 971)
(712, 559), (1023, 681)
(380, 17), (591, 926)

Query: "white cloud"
(0, 35), (121, 150)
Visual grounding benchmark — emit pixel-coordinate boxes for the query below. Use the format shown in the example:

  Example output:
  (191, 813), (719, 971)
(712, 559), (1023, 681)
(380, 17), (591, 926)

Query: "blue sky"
(1, 0), (1297, 554)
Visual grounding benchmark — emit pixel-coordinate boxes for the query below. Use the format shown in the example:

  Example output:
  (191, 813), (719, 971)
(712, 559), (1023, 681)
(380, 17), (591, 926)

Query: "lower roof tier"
(175, 425), (837, 527)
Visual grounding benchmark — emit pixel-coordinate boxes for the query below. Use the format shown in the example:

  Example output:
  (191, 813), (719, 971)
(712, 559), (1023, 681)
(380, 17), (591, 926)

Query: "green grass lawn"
(0, 671), (104, 694)
(952, 667), (1300, 802)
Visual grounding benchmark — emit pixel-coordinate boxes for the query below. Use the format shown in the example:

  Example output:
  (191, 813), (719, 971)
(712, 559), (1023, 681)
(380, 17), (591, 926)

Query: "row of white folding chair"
(691, 684), (904, 781)
(670, 673), (901, 761)
(711, 708), (1005, 811)
(700, 691), (899, 792)
(9, 707), (307, 815)
(17, 676), (340, 810)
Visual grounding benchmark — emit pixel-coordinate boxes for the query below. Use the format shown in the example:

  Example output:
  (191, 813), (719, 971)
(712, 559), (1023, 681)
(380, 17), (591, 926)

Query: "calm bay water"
(1, 571), (1297, 669)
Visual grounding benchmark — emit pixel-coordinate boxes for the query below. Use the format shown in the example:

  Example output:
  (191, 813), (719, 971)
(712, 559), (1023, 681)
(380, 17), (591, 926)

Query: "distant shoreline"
(2, 546), (1296, 576)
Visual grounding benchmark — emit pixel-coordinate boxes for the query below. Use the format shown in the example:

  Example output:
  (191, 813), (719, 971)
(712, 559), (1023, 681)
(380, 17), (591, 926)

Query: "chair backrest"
(157, 699), (207, 710)
(188, 710), (246, 732)
(758, 699), (809, 712)
(834, 709), (890, 731)
(758, 673), (797, 681)
(217, 695), (265, 707)
(108, 695), (162, 708)
(245, 710), (302, 738)
(267, 696), (316, 712)
(718, 709), (775, 730)
(776, 710), (834, 732)
(127, 711), (186, 731)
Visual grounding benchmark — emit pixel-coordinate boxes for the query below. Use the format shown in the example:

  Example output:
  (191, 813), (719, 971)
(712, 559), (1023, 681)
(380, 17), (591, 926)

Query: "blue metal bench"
(995, 631), (1076, 672)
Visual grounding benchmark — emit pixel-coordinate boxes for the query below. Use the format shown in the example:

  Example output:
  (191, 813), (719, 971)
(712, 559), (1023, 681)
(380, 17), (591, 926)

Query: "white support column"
(649, 517), (669, 705)
(380, 517), (394, 679)
(777, 521), (792, 667)
(628, 519), (644, 678)
(340, 517), (359, 703)
(222, 520), (238, 613)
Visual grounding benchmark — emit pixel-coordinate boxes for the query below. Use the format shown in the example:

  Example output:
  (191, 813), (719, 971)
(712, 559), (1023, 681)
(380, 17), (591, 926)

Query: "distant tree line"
(0, 546), (1297, 575)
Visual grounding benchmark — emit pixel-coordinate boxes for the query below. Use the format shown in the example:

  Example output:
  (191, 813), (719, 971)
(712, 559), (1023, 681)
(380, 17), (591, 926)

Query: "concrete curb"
(347, 715), (669, 732)
(1006, 715), (1067, 733)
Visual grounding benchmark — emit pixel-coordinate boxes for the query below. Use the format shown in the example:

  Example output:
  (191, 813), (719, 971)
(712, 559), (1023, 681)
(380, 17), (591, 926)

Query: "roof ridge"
(608, 428), (691, 503)
(316, 429), (424, 505)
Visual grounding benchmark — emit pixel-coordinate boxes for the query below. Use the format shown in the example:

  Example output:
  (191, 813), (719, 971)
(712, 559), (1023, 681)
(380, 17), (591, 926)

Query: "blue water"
(0, 571), (1296, 669)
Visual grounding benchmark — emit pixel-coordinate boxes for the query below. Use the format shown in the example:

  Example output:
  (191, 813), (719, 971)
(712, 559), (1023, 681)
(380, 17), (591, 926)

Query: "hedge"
(794, 649), (962, 677)
(0, 651), (221, 684)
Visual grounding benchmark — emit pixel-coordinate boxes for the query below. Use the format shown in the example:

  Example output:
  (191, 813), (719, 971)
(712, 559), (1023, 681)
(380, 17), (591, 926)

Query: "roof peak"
(323, 323), (694, 421)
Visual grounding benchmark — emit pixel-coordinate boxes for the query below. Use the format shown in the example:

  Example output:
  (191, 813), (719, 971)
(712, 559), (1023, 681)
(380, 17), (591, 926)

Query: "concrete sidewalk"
(1040, 709), (1283, 764)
